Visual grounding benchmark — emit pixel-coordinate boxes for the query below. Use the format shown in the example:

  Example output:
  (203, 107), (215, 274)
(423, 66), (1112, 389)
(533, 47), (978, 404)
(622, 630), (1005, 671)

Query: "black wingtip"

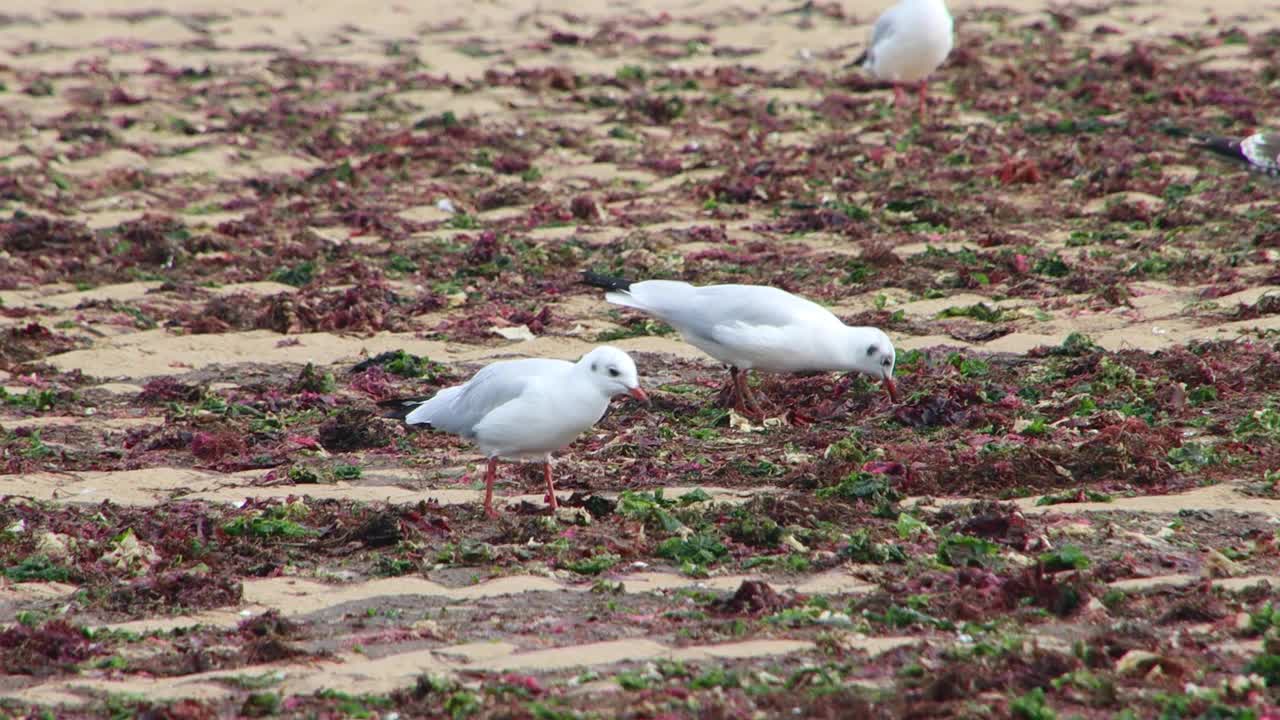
(844, 50), (868, 69)
(1190, 134), (1244, 163)
(376, 397), (430, 423)
(581, 270), (632, 292)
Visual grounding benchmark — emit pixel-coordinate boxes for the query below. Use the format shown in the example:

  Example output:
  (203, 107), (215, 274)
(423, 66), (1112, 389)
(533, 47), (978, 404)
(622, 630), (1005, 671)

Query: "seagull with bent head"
(583, 272), (898, 421)
(382, 346), (649, 518)
(1191, 131), (1280, 178)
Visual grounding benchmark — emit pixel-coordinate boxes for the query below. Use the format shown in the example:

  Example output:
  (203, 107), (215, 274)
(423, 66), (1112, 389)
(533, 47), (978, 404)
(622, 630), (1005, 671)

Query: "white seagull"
(383, 346), (649, 518)
(583, 272), (898, 419)
(852, 0), (954, 119)
(1191, 132), (1280, 177)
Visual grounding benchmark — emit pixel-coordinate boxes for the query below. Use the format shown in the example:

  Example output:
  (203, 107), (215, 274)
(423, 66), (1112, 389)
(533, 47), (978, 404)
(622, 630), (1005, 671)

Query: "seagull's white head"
(848, 328), (899, 402)
(580, 346), (649, 405)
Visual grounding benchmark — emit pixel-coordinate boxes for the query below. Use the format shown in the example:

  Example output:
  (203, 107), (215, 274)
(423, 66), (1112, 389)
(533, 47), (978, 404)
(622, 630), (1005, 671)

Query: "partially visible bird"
(583, 272), (899, 421)
(1191, 132), (1280, 177)
(382, 346), (649, 518)
(851, 0), (954, 120)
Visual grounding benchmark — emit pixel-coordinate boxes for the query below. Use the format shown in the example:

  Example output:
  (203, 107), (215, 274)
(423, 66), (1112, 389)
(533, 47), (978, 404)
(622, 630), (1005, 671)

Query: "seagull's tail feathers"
(377, 397), (431, 423)
(1189, 134), (1242, 163)
(603, 289), (645, 310)
(581, 270), (633, 293)
(378, 386), (462, 426)
(844, 49), (869, 69)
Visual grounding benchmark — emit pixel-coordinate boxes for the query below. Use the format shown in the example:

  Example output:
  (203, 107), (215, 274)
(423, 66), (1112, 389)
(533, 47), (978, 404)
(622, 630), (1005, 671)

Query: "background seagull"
(383, 346), (648, 518)
(851, 0), (954, 120)
(1191, 132), (1280, 177)
(584, 272), (898, 421)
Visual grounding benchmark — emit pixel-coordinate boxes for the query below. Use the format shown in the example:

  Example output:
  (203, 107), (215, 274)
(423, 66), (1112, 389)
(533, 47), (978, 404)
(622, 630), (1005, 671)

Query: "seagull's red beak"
(883, 377), (899, 403)
(628, 386), (651, 406)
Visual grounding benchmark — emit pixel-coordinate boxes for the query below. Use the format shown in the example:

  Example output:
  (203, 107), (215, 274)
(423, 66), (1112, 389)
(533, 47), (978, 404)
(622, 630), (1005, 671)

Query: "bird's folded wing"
(653, 285), (822, 344)
(414, 359), (567, 435)
(865, 8), (899, 60)
(708, 320), (798, 367)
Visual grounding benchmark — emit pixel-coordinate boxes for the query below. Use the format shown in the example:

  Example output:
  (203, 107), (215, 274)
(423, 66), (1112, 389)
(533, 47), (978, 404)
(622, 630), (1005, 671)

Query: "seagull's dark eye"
(866, 345), (878, 357)
(591, 362), (598, 372)
(607, 367), (620, 378)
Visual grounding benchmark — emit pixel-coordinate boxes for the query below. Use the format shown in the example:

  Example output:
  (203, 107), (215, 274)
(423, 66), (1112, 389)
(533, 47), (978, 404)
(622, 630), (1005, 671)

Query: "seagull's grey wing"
(408, 358), (569, 435)
(863, 7), (899, 64)
(664, 285), (834, 345)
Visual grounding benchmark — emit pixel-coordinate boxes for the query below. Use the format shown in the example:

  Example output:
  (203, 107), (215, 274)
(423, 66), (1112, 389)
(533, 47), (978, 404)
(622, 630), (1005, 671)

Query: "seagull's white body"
(407, 358), (609, 461)
(400, 346), (648, 516)
(605, 281), (892, 376)
(861, 0), (954, 85)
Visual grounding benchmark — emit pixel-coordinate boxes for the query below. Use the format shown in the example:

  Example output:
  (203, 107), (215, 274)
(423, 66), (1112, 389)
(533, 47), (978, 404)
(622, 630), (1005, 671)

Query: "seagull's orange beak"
(883, 376), (899, 403)
(628, 386), (651, 406)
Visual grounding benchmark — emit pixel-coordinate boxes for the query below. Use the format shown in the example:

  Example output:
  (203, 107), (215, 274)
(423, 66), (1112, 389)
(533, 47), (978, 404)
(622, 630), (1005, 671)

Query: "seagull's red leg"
(720, 367), (767, 421)
(893, 83), (906, 112)
(918, 81), (929, 122)
(482, 457), (500, 519)
(729, 367), (752, 416)
(730, 368), (770, 422)
(739, 370), (766, 417)
(543, 461), (559, 511)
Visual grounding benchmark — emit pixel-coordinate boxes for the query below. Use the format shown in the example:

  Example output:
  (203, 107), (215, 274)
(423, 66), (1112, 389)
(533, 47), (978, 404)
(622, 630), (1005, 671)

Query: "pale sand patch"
(187, 481), (771, 508)
(979, 332), (1065, 354)
(237, 570), (866, 621)
(397, 204), (455, 224)
(105, 608), (262, 636)
(14, 635), (818, 707)
(0, 281), (163, 310)
(1018, 482), (1280, 517)
(541, 162), (659, 186)
(667, 639), (820, 661)
(0, 15), (201, 49)
(243, 576), (567, 616)
(1082, 191), (1163, 215)
(432, 641), (521, 662)
(1107, 574), (1280, 592)
(0, 581), (79, 606)
(465, 638), (669, 672)
(0, 415), (161, 431)
(0, 86), (77, 121)
(100, 565), (857, 636)
(45, 329), (454, 379)
(390, 87), (513, 117)
(897, 334), (972, 351)
(1, 467), (271, 505)
(6, 461), (771, 508)
(55, 148), (151, 178)
(13, 677), (235, 708)
(208, 281), (300, 297)
(75, 209), (153, 231)
(789, 569), (879, 595)
(278, 648), (455, 697)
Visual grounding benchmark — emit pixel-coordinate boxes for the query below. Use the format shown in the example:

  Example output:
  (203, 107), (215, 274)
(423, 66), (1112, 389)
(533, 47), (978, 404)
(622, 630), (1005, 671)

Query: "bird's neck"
(823, 325), (863, 373)
(568, 364), (613, 401)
